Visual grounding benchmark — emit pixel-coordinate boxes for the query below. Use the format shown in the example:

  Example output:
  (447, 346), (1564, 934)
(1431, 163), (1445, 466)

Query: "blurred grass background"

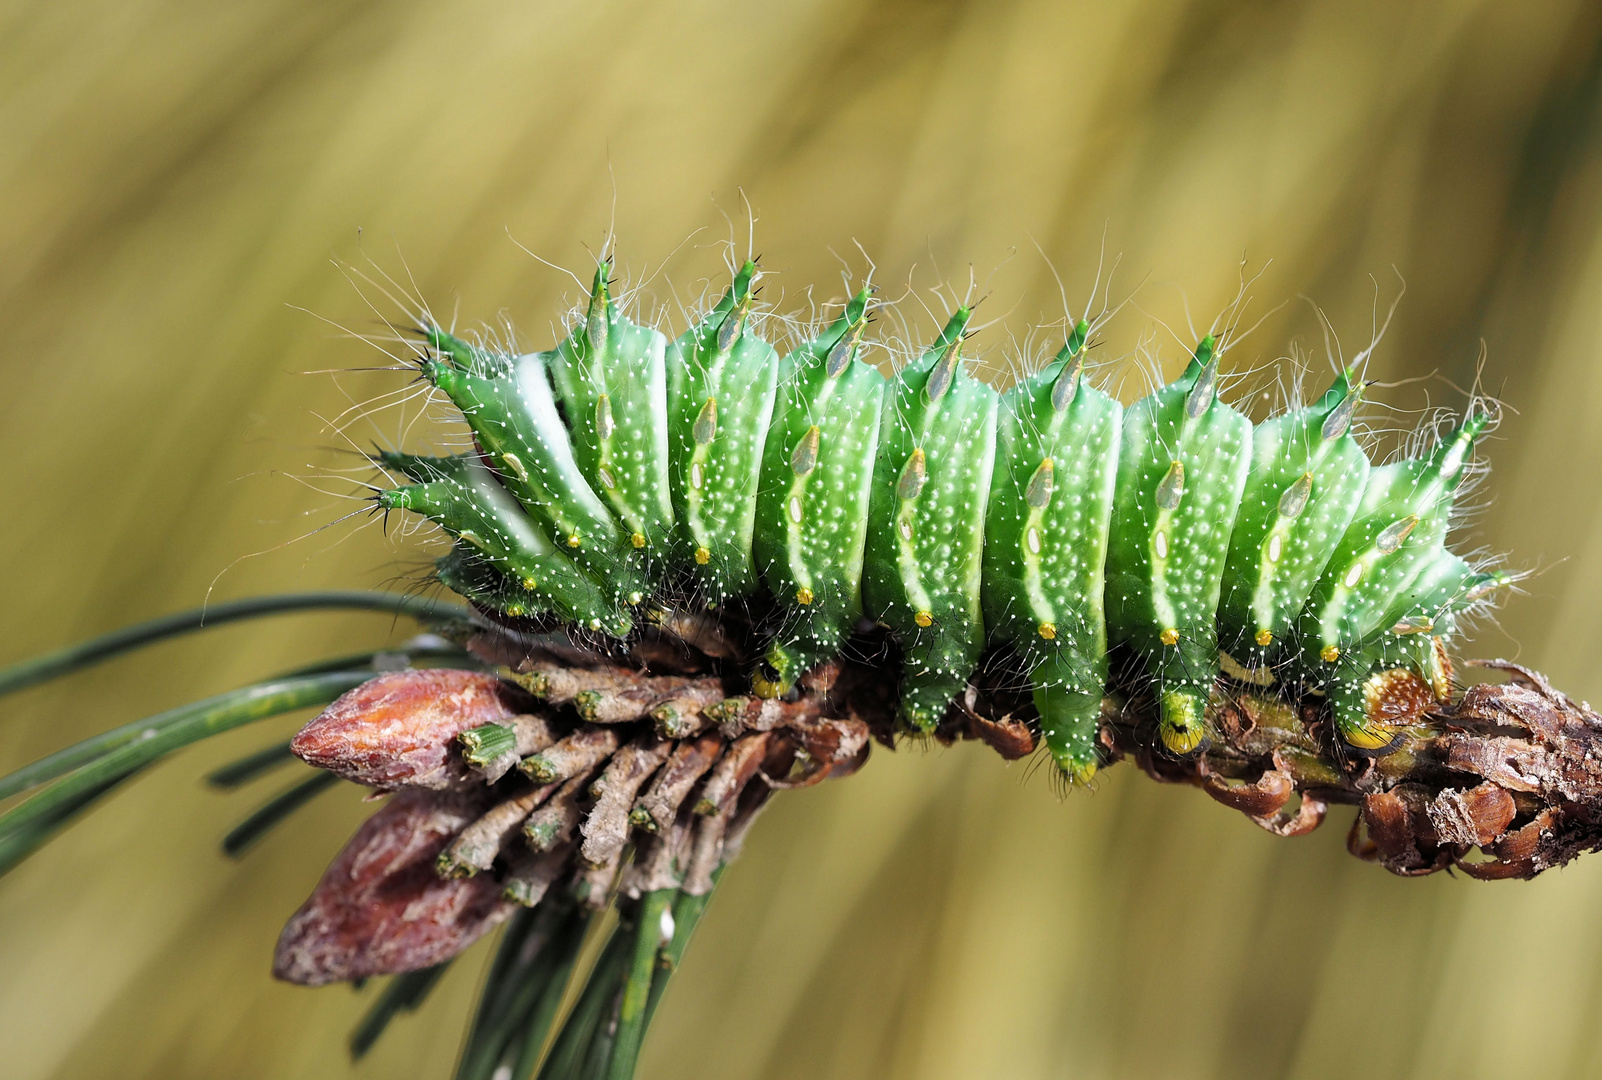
(3, 0), (1602, 1077)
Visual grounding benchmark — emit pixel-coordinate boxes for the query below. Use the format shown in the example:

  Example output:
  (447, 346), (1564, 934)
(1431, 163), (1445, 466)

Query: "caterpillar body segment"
(376, 453), (628, 635)
(1322, 546), (1509, 752)
(1305, 416), (1489, 754)
(863, 309), (999, 731)
(435, 543), (545, 618)
(541, 264), (676, 586)
(1297, 413), (1487, 679)
(385, 258), (1507, 779)
(1105, 337), (1254, 755)
(420, 330), (642, 607)
(1372, 552), (1474, 653)
(1217, 367), (1369, 662)
(982, 322), (1122, 780)
(664, 260), (780, 603)
(750, 289), (885, 697)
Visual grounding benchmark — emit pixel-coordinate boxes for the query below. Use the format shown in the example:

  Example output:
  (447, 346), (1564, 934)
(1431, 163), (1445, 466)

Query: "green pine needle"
(206, 740), (297, 788)
(0, 590), (472, 698)
(537, 927), (630, 1080)
(642, 871), (722, 1030)
(455, 901), (593, 1080)
(0, 772), (139, 877)
(350, 962), (456, 1060)
(605, 890), (676, 1080)
(0, 670), (370, 873)
(222, 771), (343, 857)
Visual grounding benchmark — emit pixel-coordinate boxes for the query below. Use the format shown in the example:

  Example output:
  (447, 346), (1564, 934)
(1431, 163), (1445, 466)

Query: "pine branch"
(1082, 658), (1602, 879)
(242, 613), (1602, 1076)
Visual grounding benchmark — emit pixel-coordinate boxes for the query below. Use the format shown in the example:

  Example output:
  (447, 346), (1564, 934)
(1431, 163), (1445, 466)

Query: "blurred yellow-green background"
(5, 0), (1602, 1077)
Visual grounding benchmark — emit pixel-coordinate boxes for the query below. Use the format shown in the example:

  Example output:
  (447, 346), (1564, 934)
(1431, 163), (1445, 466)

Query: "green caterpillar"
(380, 257), (1508, 781)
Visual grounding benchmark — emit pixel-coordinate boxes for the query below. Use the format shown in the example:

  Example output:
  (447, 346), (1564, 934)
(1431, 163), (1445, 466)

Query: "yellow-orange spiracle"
(1321, 644), (1341, 662)
(1037, 622), (1057, 640)
(914, 610), (933, 628)
(693, 546), (711, 565)
(1160, 627), (1180, 646)
(796, 586), (814, 605)
(1255, 628), (1273, 647)
(630, 532), (647, 549)
(566, 534), (582, 549)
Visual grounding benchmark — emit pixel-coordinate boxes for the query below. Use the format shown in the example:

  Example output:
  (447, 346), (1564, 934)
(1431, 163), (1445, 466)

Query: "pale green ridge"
(541, 264), (676, 592)
(862, 307), (999, 732)
(981, 320), (1121, 778)
(421, 327), (645, 612)
(1217, 367), (1370, 660)
(1298, 413), (1487, 656)
(664, 260), (780, 603)
(378, 452), (628, 635)
(1105, 336), (1253, 754)
(751, 288), (884, 696)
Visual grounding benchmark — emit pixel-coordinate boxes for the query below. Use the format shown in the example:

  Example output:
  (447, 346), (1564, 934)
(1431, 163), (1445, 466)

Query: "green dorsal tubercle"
(542, 262), (677, 587)
(1105, 335), (1253, 755)
(982, 319), (1122, 780)
(420, 325), (647, 615)
(1298, 411), (1488, 660)
(1322, 549), (1469, 752)
(664, 260), (780, 603)
(1217, 366), (1370, 660)
(751, 287), (885, 697)
(1326, 525), (1508, 751)
(376, 452), (628, 635)
(863, 306), (999, 732)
